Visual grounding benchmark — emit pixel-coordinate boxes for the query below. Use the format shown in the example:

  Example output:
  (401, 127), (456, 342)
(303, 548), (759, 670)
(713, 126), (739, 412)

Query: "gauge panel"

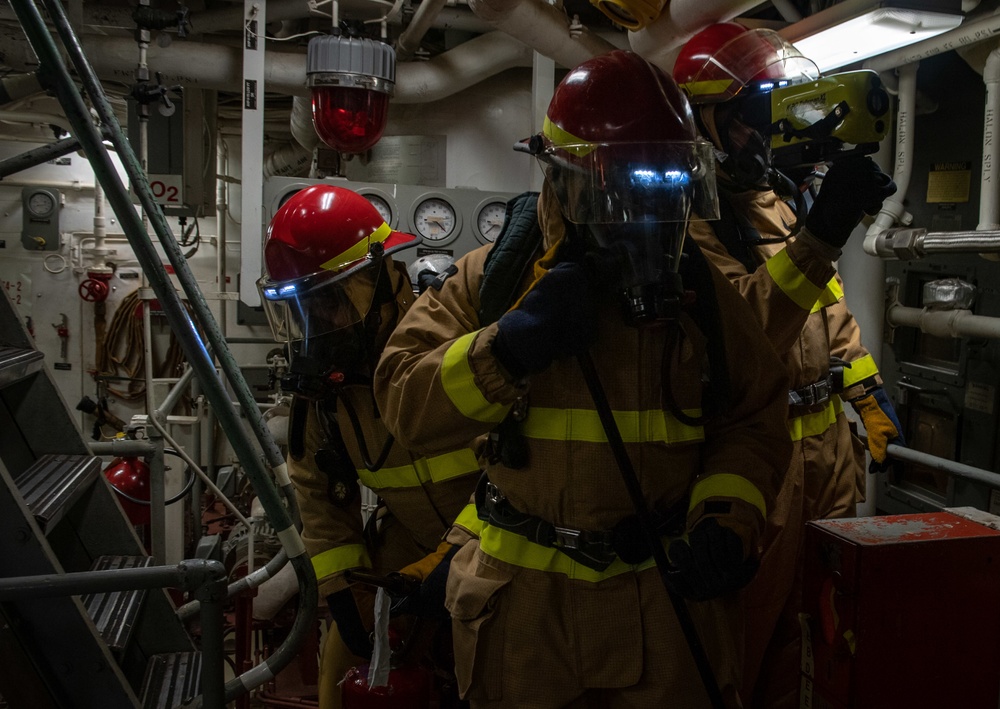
(409, 193), (462, 246)
(473, 198), (508, 245)
(358, 188), (397, 229)
(26, 190), (56, 217)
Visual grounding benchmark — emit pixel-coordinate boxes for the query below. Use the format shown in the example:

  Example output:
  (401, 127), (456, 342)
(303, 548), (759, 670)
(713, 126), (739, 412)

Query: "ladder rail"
(6, 0), (317, 702)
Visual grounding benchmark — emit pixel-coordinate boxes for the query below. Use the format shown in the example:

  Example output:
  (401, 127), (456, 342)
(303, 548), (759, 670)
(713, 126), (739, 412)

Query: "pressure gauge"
(410, 195), (461, 245)
(473, 199), (508, 244)
(21, 186), (61, 251)
(27, 190), (56, 217)
(359, 190), (396, 228)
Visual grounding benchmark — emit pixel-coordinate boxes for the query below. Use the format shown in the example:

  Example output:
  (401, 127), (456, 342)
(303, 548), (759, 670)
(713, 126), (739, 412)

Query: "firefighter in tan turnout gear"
(673, 23), (906, 709)
(257, 184), (482, 707)
(373, 50), (792, 708)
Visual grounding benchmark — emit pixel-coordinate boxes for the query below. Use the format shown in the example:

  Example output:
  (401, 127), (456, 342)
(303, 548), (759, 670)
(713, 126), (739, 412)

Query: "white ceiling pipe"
(862, 11), (1000, 73)
(289, 95), (320, 151)
(192, 0), (326, 34)
(0, 111), (73, 135)
(397, 0), (450, 60)
(864, 63), (917, 256)
(468, 0), (618, 69)
(627, 0), (762, 72)
(394, 31), (534, 102)
(0, 31), (533, 102)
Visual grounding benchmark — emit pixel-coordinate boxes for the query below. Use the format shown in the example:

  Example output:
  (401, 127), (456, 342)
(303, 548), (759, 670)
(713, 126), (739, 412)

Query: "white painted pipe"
(864, 11), (1000, 74)
(864, 62), (918, 256)
(979, 44), (1000, 231)
(886, 443), (1000, 490)
(396, 0), (450, 60)
(0, 31), (534, 103)
(0, 111), (72, 135)
(289, 95), (319, 151)
(627, 0), (761, 72)
(468, 0), (617, 70)
(887, 304), (1000, 340)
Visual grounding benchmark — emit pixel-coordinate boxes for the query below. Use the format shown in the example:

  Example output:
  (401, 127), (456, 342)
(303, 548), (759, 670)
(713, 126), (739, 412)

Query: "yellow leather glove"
(398, 540), (454, 581)
(850, 387), (905, 469)
(393, 541), (460, 619)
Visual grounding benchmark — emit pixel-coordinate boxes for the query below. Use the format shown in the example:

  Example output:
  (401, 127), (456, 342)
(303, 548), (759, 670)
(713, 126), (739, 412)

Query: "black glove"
(806, 156), (897, 249)
(492, 261), (597, 378)
(667, 518), (760, 602)
(326, 587), (372, 659)
(416, 269), (439, 294)
(391, 543), (460, 619)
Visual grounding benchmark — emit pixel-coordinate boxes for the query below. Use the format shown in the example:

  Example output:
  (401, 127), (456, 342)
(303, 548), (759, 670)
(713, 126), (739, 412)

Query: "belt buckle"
(552, 526), (582, 550)
(485, 482), (506, 506)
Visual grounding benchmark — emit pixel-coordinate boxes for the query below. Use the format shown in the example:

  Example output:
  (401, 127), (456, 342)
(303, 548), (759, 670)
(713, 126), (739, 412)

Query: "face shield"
(533, 138), (719, 324)
(257, 256), (384, 393)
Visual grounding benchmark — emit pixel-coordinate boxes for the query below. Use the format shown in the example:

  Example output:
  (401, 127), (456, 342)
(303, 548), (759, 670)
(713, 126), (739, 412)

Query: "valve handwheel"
(79, 278), (110, 302)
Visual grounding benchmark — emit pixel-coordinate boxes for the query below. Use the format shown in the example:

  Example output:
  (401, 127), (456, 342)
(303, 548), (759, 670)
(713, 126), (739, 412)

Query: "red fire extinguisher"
(103, 456), (151, 526)
(341, 662), (432, 708)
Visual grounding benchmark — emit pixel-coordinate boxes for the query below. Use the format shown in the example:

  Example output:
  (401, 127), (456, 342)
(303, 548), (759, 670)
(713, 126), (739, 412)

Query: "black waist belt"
(788, 378), (832, 407)
(474, 474), (687, 573)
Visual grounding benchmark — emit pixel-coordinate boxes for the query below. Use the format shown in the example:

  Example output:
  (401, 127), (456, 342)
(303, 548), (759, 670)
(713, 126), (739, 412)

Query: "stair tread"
(82, 555), (155, 652)
(0, 346), (43, 388)
(12, 454), (102, 533)
(140, 651), (202, 709)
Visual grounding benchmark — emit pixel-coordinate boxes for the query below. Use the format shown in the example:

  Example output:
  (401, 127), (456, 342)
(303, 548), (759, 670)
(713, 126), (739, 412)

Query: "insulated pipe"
(289, 95), (319, 151)
(468, 0), (617, 69)
(0, 31), (535, 102)
(0, 110), (72, 135)
(864, 62), (918, 256)
(627, 0), (760, 72)
(980, 44), (1000, 231)
(887, 304), (1000, 341)
(870, 228), (1000, 259)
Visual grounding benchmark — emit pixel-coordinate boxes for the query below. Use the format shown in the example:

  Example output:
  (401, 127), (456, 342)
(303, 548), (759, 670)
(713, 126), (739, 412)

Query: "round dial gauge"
(28, 191), (55, 216)
(475, 201), (507, 243)
(363, 193), (393, 225)
(412, 197), (458, 242)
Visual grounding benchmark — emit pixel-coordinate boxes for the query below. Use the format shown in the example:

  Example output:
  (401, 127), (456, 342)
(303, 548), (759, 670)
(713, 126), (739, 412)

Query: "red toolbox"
(802, 509), (1000, 709)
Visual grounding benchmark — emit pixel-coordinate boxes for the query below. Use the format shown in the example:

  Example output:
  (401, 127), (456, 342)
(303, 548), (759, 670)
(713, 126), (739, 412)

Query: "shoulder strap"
(478, 191), (543, 326)
(712, 193), (762, 275)
(677, 238), (732, 418)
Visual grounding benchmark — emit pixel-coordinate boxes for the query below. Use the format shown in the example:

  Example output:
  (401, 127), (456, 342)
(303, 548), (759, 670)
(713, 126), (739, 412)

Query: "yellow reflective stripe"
(319, 222), (393, 272)
(441, 331), (511, 424)
(479, 523), (658, 582)
(810, 278), (844, 314)
(521, 407), (705, 444)
(453, 502), (484, 536)
(311, 544), (371, 579)
(689, 473), (767, 520)
(680, 78), (738, 100)
(840, 354), (879, 388)
(766, 249), (826, 311)
(787, 398), (843, 441)
(542, 117), (595, 157)
(357, 448), (480, 490)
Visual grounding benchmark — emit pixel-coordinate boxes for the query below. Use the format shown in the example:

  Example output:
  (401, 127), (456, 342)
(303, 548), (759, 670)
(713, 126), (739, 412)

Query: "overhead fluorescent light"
(781, 0), (964, 73)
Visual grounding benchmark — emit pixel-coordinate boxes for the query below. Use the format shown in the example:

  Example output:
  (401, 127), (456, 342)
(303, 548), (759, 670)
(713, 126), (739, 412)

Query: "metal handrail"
(0, 560), (229, 708)
(5, 0), (316, 702)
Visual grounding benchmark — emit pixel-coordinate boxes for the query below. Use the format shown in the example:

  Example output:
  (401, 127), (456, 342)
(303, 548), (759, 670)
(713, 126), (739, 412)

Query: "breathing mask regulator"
(674, 23), (890, 223)
(274, 245), (395, 400)
(517, 50), (721, 328)
(257, 183), (421, 400)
